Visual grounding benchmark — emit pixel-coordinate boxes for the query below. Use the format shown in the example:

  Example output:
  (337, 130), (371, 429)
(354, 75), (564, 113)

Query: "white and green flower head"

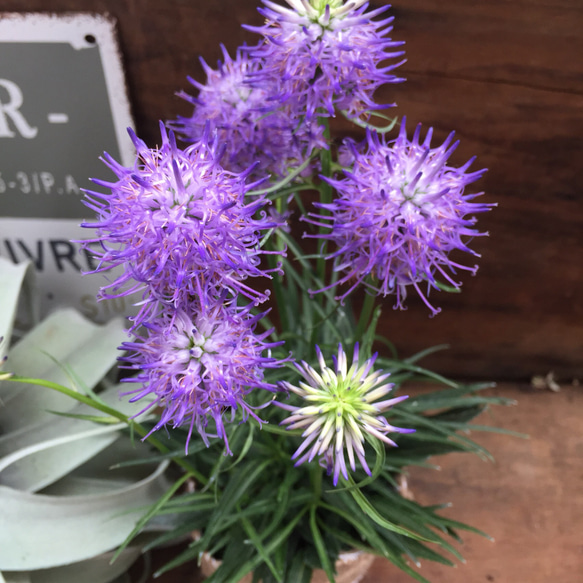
(284, 0), (368, 24)
(277, 343), (414, 485)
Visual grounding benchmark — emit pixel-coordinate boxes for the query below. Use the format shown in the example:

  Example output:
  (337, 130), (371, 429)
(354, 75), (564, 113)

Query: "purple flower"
(81, 124), (282, 324)
(308, 120), (495, 315)
(171, 45), (324, 180)
(276, 343), (412, 485)
(121, 298), (285, 452)
(245, 0), (405, 119)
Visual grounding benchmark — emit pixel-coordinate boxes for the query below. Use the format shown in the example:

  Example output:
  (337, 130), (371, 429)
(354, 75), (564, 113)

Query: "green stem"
(354, 291), (376, 344)
(316, 117), (333, 288)
(310, 462), (323, 502)
(247, 155), (314, 196)
(6, 375), (209, 485)
(342, 110), (399, 134)
(266, 241), (289, 334)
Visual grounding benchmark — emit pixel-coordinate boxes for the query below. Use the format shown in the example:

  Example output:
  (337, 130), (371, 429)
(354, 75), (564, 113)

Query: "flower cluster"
(173, 0), (405, 184)
(80, 1), (493, 485)
(82, 124), (287, 447)
(277, 344), (413, 485)
(171, 45), (324, 180)
(82, 124), (281, 321)
(246, 0), (405, 119)
(121, 300), (282, 453)
(308, 120), (494, 315)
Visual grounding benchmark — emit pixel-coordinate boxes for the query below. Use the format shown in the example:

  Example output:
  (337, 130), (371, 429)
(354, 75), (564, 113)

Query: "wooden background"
(1, 0), (581, 381)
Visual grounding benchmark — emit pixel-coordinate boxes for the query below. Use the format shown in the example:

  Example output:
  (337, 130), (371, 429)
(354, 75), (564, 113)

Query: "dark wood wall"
(2, 0), (582, 381)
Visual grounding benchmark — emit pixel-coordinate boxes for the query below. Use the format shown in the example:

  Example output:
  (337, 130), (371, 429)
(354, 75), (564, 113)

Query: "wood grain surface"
(1, 0), (581, 381)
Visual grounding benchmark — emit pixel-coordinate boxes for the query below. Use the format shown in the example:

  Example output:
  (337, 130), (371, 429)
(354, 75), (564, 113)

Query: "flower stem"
(354, 291), (376, 344)
(316, 117), (333, 287)
(310, 461), (323, 501)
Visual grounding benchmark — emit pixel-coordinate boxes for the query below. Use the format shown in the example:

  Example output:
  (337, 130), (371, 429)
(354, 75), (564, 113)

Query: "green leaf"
(198, 459), (271, 551)
(240, 510), (282, 582)
(111, 472), (189, 562)
(222, 423), (255, 472)
(319, 496), (392, 560)
(405, 344), (451, 364)
(0, 309), (126, 432)
(247, 155), (314, 196)
(346, 480), (433, 542)
(309, 505), (336, 583)
(0, 258), (36, 360)
(223, 508), (308, 583)
(46, 411), (122, 424)
(376, 357), (459, 388)
(342, 111), (399, 134)
(285, 550), (312, 583)
(0, 443), (170, 570)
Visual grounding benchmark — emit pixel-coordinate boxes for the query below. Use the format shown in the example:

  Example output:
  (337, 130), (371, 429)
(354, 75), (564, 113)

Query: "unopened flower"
(309, 121), (495, 315)
(121, 299), (284, 452)
(277, 343), (412, 485)
(246, 0), (405, 119)
(81, 124), (282, 323)
(171, 45), (324, 180)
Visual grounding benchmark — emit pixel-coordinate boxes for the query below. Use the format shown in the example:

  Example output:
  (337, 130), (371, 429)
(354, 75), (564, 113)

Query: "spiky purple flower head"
(308, 120), (495, 315)
(81, 123), (283, 324)
(245, 0), (405, 120)
(121, 295), (285, 452)
(171, 45), (324, 180)
(276, 343), (413, 485)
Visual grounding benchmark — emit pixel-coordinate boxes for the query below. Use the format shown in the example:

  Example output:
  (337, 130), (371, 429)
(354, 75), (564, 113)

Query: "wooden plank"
(362, 384), (583, 582)
(387, 1), (583, 93)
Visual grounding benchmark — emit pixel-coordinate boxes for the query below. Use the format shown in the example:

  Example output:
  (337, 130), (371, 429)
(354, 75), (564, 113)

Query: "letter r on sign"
(0, 79), (38, 138)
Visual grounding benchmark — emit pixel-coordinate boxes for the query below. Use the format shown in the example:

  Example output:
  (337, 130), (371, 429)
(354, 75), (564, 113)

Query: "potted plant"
(1, 2), (518, 582)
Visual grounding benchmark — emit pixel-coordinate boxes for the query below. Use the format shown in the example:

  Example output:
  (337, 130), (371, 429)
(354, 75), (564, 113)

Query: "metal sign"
(0, 13), (135, 322)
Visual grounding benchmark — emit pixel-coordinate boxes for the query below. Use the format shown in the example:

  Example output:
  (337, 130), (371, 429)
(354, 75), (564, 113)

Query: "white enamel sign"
(0, 13), (135, 322)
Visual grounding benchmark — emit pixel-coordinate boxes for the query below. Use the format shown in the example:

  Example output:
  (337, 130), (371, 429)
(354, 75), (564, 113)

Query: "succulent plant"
(0, 257), (172, 583)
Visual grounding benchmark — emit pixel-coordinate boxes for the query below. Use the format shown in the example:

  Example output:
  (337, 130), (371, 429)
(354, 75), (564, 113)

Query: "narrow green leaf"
(111, 472), (190, 563)
(321, 495), (431, 583)
(247, 155), (314, 196)
(437, 422), (529, 439)
(240, 509), (283, 582)
(343, 111), (399, 134)
(222, 422), (255, 472)
(376, 358), (459, 388)
(309, 505), (336, 583)
(346, 480), (433, 542)
(226, 508), (308, 583)
(198, 459), (270, 551)
(47, 410), (121, 424)
(319, 497), (392, 560)
(405, 344), (451, 364)
(285, 550), (312, 583)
